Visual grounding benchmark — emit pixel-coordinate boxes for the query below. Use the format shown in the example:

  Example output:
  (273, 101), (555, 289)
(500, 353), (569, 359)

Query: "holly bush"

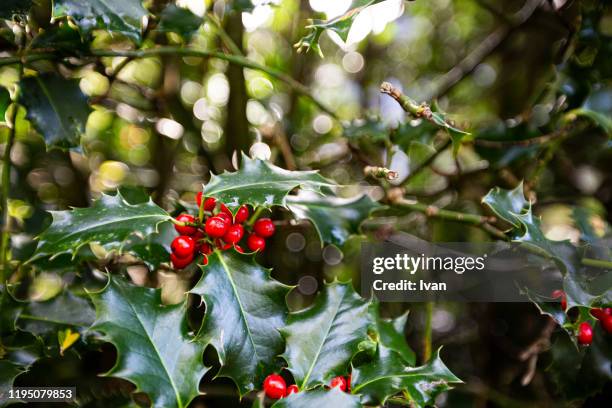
(0, 1), (610, 407)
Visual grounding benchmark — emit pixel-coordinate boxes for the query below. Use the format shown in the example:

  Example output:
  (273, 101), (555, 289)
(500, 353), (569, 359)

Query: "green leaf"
(281, 282), (374, 389)
(0, 0), (32, 19)
(0, 87), (9, 121)
(0, 330), (44, 406)
(124, 220), (177, 270)
(20, 73), (91, 147)
(272, 387), (363, 408)
(203, 153), (335, 213)
(156, 4), (202, 40)
(89, 276), (206, 408)
(286, 193), (381, 246)
(568, 108), (612, 135)
(430, 111), (471, 155)
(53, 0), (148, 41)
(295, 1), (384, 57)
(482, 182), (528, 228)
(375, 310), (415, 366)
(190, 251), (291, 396)
(16, 290), (95, 335)
(31, 24), (87, 53)
(32, 192), (171, 261)
(351, 346), (461, 406)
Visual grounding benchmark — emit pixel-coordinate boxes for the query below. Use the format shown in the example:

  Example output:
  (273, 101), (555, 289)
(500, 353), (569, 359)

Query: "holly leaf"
(567, 108), (612, 135)
(124, 220), (177, 270)
(89, 276), (206, 408)
(295, 0), (384, 57)
(272, 387), (362, 408)
(20, 73), (91, 147)
(203, 153), (335, 213)
(281, 282), (374, 389)
(190, 251), (291, 396)
(430, 111), (471, 155)
(53, 0), (148, 42)
(16, 290), (95, 335)
(0, 330), (44, 406)
(351, 346), (460, 406)
(0, 0), (32, 19)
(31, 24), (87, 53)
(32, 192), (171, 261)
(156, 4), (203, 41)
(286, 193), (381, 246)
(481, 182), (528, 228)
(375, 310), (415, 366)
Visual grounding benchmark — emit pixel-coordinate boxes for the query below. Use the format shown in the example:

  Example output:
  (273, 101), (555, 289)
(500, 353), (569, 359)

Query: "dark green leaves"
(286, 193), (380, 246)
(272, 387), (362, 408)
(156, 4), (203, 41)
(33, 192), (171, 261)
(281, 282), (374, 389)
(482, 182), (528, 228)
(203, 153), (335, 213)
(89, 276), (206, 408)
(376, 311), (415, 365)
(191, 251), (291, 396)
(430, 111), (471, 155)
(351, 347), (460, 406)
(20, 73), (91, 147)
(53, 0), (148, 41)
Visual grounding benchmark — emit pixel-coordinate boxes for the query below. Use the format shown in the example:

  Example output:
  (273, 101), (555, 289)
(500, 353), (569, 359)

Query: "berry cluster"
(262, 374), (351, 400)
(169, 192), (275, 269)
(552, 290), (612, 345)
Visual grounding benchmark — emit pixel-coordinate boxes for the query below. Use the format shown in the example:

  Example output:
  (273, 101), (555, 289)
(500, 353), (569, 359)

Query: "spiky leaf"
(286, 193), (381, 246)
(33, 192), (171, 261)
(375, 310), (415, 365)
(190, 251), (291, 396)
(351, 346), (461, 406)
(272, 387), (362, 408)
(482, 182), (528, 228)
(203, 153), (335, 213)
(53, 0), (148, 41)
(281, 282), (374, 389)
(89, 276), (206, 408)
(20, 73), (91, 147)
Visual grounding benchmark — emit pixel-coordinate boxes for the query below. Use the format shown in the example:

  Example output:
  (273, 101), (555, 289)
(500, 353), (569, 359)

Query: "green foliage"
(352, 347), (460, 406)
(295, 0), (386, 57)
(89, 276), (206, 408)
(272, 387), (362, 408)
(203, 153), (335, 213)
(281, 282), (374, 389)
(19, 73), (91, 147)
(375, 310), (415, 366)
(53, 0), (148, 41)
(156, 4), (203, 41)
(286, 193), (381, 246)
(191, 251), (291, 396)
(32, 192), (171, 261)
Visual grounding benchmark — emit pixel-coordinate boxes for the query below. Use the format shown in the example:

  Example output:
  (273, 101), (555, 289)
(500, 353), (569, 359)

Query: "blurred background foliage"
(0, 0), (611, 407)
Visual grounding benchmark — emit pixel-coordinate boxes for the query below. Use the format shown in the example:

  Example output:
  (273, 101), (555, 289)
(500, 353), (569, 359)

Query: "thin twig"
(518, 318), (556, 386)
(0, 47), (338, 120)
(427, 0), (543, 99)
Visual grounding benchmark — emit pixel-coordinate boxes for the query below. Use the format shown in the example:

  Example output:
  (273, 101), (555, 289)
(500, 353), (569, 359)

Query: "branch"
(428, 0), (543, 99)
(0, 47), (338, 120)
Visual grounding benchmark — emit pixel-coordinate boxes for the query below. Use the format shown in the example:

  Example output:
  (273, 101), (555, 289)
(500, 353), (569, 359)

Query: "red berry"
(199, 242), (212, 255)
(171, 236), (195, 258)
(247, 234), (266, 252)
(201, 255), (208, 266)
(330, 376), (348, 392)
(171, 252), (193, 269)
(601, 315), (612, 334)
(174, 214), (197, 236)
(220, 203), (232, 216)
(204, 197), (216, 211)
(217, 212), (232, 224)
(205, 216), (228, 238)
(223, 224), (244, 244)
(235, 205), (249, 223)
(253, 218), (275, 238)
(196, 191), (203, 207)
(577, 322), (593, 345)
(285, 384), (299, 396)
(552, 289), (567, 310)
(263, 374), (286, 400)
(591, 308), (612, 320)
